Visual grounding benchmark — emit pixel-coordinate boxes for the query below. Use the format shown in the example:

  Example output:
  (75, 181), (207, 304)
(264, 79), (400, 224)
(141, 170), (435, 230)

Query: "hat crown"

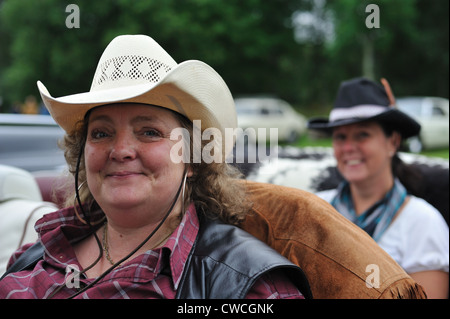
(90, 35), (177, 92)
(334, 77), (390, 109)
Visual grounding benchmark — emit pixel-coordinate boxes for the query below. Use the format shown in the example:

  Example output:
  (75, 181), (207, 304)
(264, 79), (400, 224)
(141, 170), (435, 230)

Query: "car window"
(272, 107), (283, 115)
(235, 99), (260, 115)
(236, 107), (258, 115)
(260, 108), (270, 115)
(235, 98), (291, 116)
(396, 99), (423, 117)
(432, 106), (445, 116)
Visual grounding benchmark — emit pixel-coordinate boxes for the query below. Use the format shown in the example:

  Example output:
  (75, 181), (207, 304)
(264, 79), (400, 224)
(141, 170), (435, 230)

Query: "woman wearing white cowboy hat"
(0, 35), (310, 299)
(308, 77), (449, 299)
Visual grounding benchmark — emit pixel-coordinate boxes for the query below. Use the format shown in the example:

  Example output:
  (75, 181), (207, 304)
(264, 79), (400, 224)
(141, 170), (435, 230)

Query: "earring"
(181, 170), (188, 214)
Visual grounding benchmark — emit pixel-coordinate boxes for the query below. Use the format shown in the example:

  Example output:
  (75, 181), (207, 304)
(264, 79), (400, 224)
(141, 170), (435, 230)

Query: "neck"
(102, 211), (179, 265)
(102, 195), (184, 257)
(75, 204), (182, 279)
(349, 173), (394, 216)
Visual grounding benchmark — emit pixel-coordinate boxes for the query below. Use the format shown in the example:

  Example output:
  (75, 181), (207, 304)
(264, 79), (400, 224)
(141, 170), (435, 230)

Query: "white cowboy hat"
(37, 34), (237, 155)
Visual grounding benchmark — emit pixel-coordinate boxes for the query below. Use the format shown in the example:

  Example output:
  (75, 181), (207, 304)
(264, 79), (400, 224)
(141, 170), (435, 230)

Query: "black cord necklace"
(67, 167), (186, 299)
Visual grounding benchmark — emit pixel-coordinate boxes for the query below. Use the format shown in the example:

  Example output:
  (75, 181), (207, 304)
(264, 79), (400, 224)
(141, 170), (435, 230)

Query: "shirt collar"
(160, 202), (199, 289)
(34, 202), (200, 289)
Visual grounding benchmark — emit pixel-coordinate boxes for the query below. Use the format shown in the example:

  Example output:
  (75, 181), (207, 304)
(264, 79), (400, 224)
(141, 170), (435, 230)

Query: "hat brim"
(38, 60), (237, 151)
(308, 108), (421, 139)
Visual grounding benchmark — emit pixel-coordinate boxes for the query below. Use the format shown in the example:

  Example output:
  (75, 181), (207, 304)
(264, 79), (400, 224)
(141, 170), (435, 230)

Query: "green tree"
(0, 0), (305, 110)
(325, 0), (448, 99)
(0, 0), (447, 113)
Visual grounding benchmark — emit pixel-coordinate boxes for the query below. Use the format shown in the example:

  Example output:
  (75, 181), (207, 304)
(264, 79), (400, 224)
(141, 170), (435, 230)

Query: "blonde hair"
(60, 108), (250, 225)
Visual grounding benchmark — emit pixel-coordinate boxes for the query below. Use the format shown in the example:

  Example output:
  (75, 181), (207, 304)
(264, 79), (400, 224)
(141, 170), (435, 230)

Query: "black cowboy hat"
(308, 77), (420, 138)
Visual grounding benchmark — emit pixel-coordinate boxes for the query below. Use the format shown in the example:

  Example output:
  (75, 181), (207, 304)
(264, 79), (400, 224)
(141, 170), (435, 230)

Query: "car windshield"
(236, 107), (259, 115)
(235, 99), (263, 115)
(396, 99), (422, 117)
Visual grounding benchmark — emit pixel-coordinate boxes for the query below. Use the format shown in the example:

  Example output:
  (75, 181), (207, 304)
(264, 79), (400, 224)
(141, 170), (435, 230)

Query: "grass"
(420, 148), (449, 159)
(287, 134), (449, 160)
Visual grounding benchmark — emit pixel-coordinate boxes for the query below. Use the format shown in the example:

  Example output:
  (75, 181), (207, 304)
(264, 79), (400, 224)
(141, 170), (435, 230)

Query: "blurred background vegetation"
(0, 0), (448, 118)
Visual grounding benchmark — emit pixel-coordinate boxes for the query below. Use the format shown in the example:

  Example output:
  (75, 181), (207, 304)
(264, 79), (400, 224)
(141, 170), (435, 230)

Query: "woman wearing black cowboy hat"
(309, 77), (449, 299)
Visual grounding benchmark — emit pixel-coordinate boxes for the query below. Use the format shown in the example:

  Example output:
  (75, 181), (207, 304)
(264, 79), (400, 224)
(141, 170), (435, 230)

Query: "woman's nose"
(109, 133), (137, 161)
(340, 138), (357, 152)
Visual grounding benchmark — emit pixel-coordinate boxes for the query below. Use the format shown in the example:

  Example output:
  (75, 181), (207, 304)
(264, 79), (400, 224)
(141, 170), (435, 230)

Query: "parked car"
(235, 97), (307, 144)
(0, 113), (66, 172)
(396, 97), (449, 153)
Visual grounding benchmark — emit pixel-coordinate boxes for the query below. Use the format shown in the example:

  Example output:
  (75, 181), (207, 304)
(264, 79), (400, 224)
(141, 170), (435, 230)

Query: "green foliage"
(0, 0), (448, 114)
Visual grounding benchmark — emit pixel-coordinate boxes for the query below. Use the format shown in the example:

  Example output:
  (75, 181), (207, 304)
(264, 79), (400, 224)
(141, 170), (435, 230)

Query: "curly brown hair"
(60, 107), (251, 225)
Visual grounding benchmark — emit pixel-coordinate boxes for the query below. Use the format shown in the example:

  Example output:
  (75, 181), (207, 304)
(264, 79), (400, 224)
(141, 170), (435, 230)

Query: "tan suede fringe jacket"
(240, 181), (427, 299)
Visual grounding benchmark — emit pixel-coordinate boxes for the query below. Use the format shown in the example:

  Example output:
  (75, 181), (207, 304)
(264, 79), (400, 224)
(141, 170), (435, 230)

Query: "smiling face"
(84, 103), (187, 226)
(332, 121), (400, 186)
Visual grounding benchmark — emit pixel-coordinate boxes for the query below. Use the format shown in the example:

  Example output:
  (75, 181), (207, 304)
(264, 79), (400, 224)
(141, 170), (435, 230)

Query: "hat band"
(329, 105), (387, 122)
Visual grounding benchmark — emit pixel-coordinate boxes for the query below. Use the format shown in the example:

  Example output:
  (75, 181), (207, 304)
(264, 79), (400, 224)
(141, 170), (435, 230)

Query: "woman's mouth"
(346, 159), (363, 166)
(107, 171), (144, 178)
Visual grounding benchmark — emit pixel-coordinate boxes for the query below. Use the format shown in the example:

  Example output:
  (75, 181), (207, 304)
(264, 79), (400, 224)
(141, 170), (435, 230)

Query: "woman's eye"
(144, 130), (158, 136)
(332, 133), (346, 141)
(90, 129), (110, 139)
(141, 128), (162, 139)
(356, 131), (370, 139)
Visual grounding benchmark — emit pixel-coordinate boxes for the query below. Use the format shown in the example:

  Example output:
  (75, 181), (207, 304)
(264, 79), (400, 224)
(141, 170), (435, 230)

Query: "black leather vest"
(1, 216), (312, 299)
(175, 215), (312, 299)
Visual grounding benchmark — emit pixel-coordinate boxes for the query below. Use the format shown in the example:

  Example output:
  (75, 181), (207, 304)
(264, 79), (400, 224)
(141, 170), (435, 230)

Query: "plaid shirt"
(0, 204), (303, 299)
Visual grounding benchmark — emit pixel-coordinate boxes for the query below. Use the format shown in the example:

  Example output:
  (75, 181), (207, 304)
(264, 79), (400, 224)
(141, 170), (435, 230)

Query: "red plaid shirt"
(0, 204), (303, 299)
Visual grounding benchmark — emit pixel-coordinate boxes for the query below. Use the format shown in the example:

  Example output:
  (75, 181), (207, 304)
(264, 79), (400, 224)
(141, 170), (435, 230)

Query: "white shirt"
(317, 189), (449, 274)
